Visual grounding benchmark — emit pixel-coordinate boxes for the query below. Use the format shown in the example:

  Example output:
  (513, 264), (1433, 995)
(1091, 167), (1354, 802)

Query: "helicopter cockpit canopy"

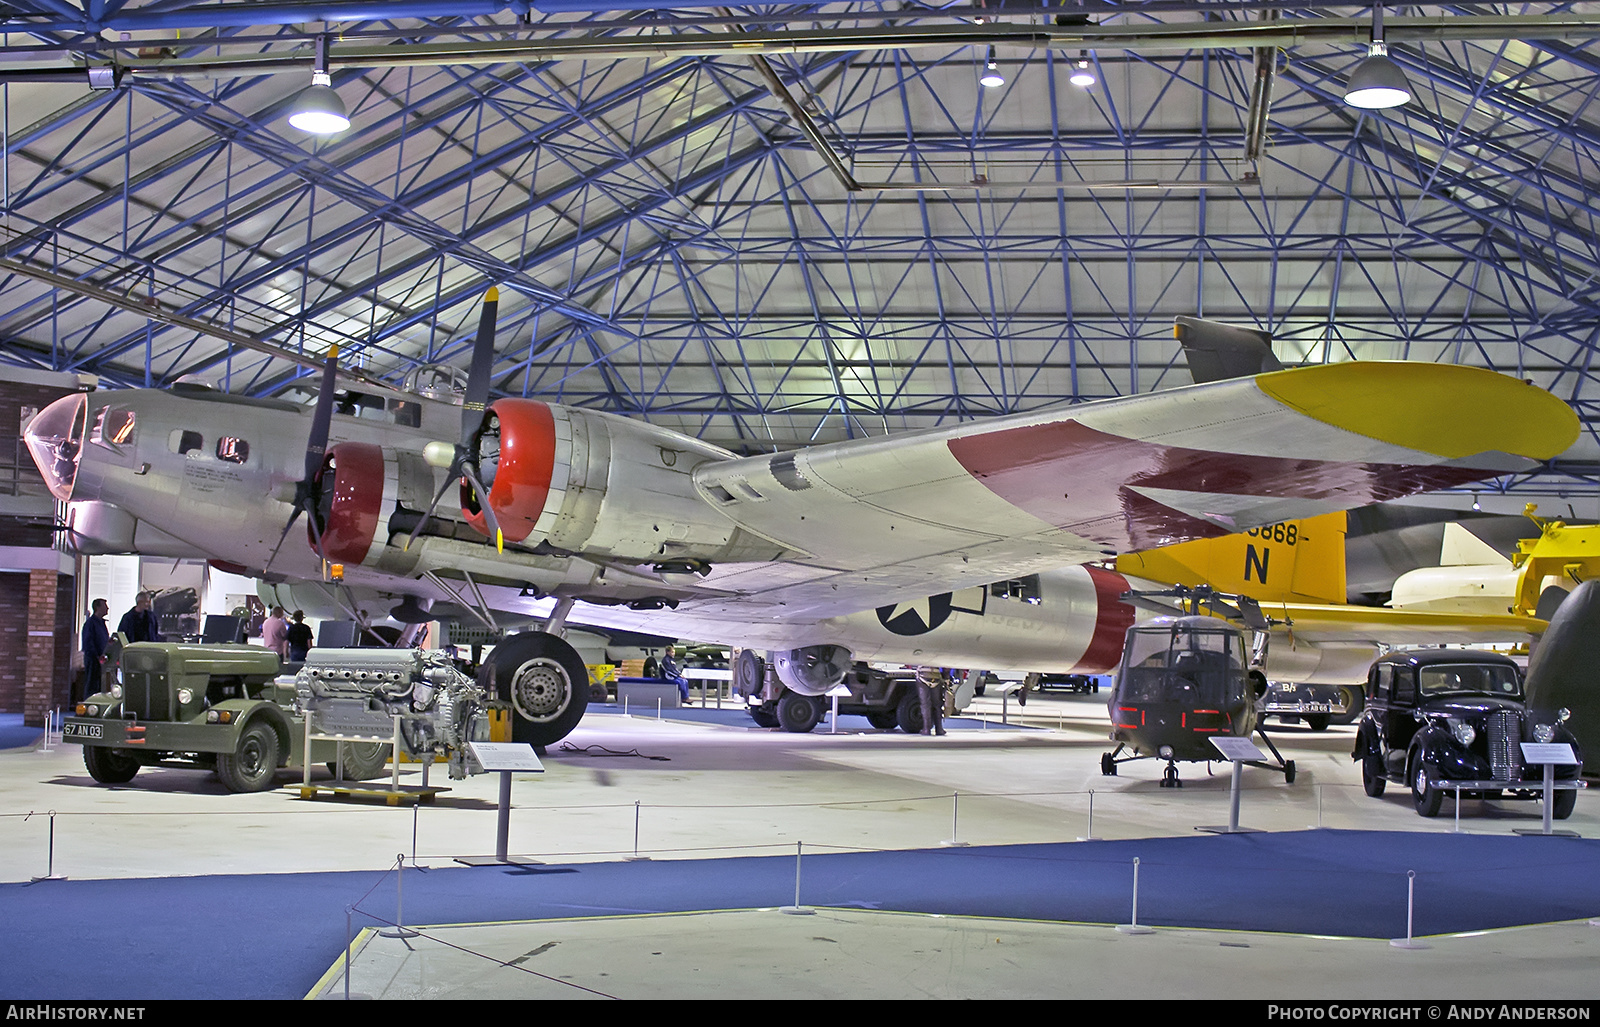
(1114, 615), (1249, 709)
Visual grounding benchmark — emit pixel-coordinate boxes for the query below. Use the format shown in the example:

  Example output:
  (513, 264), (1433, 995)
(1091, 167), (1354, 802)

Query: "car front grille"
(120, 651), (168, 721)
(1486, 710), (1523, 781)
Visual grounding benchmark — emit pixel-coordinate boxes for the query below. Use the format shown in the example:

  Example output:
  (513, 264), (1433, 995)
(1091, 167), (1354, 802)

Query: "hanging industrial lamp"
(980, 46), (1004, 88)
(1070, 51), (1096, 88)
(287, 35), (350, 134)
(1343, 6), (1412, 110)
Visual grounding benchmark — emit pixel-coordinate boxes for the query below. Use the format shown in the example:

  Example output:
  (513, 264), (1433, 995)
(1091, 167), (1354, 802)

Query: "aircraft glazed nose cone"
(23, 392), (88, 502)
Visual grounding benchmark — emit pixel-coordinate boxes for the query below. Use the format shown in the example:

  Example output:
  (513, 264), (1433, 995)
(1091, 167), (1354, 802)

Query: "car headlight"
(1450, 720), (1477, 747)
(1533, 723), (1557, 744)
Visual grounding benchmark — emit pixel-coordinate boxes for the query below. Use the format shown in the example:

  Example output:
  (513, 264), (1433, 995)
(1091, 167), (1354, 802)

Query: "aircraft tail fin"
(1439, 522), (1512, 567)
(1116, 511), (1347, 605)
(1173, 316), (1285, 384)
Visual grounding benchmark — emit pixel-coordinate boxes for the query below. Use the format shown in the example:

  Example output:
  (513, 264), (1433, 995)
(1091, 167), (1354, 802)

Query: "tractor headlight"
(109, 684), (123, 699)
(1533, 722), (1557, 744)
(176, 688), (193, 706)
(84, 704), (98, 717)
(1450, 720), (1476, 747)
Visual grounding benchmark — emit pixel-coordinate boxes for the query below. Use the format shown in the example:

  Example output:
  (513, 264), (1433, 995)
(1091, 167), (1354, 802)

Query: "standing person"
(116, 591), (161, 643)
(80, 598), (110, 703)
(660, 645), (690, 705)
(261, 606), (289, 659)
(285, 610), (314, 662)
(915, 666), (947, 736)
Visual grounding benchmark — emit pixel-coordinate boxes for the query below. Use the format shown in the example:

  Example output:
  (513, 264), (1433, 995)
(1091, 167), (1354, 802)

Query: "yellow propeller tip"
(485, 286), (499, 302)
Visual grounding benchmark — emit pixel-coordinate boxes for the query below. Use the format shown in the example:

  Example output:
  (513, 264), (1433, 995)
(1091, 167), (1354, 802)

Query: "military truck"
(63, 642), (486, 793)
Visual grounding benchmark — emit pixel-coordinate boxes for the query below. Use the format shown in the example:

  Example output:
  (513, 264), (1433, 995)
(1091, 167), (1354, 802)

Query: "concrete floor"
(5, 689), (1598, 1001)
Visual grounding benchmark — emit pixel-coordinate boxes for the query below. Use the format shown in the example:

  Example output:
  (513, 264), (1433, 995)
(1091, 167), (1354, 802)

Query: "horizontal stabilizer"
(1174, 316), (1284, 384)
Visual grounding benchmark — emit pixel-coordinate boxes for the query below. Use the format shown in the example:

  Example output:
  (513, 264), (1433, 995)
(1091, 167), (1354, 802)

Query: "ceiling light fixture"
(287, 35), (350, 134)
(980, 46), (1004, 89)
(1343, 6), (1412, 110)
(1070, 51), (1096, 88)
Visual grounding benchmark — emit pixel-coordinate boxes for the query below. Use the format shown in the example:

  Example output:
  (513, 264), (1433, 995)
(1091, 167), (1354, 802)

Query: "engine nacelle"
(311, 442), (390, 567)
(771, 644), (853, 697)
(466, 399), (744, 562)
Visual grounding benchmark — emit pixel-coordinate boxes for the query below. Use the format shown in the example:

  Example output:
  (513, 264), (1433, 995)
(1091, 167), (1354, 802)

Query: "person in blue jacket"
(80, 598), (110, 703)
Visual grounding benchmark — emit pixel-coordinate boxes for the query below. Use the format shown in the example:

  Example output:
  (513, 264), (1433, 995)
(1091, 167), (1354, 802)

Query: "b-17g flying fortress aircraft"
(24, 295), (1579, 748)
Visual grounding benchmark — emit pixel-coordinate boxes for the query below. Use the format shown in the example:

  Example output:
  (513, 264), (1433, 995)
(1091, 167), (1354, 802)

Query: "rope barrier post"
(625, 800), (650, 861)
(29, 810), (66, 882)
(1390, 869), (1429, 949)
(379, 853), (418, 939)
(345, 906), (353, 1001)
(1116, 856), (1154, 934)
(1078, 788), (1100, 841)
(941, 790), (970, 847)
(780, 841), (814, 915)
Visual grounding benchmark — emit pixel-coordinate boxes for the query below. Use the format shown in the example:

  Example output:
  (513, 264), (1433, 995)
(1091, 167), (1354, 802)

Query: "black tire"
(1553, 787), (1577, 820)
(1283, 760), (1297, 785)
(775, 691), (822, 733)
(216, 721), (282, 793)
(867, 710), (899, 730)
(1411, 760), (1442, 818)
(1101, 752), (1118, 777)
(327, 740), (389, 781)
(1331, 687), (1364, 726)
(486, 632), (589, 748)
(1362, 759), (1387, 797)
(642, 656), (659, 678)
(749, 706), (780, 728)
(896, 690), (924, 734)
(83, 745), (139, 785)
(733, 650), (766, 697)
(1304, 714), (1331, 732)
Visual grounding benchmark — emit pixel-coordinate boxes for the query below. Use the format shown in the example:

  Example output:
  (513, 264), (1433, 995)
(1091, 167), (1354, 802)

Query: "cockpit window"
(215, 437), (249, 464)
(90, 407), (136, 447)
(170, 430), (203, 456)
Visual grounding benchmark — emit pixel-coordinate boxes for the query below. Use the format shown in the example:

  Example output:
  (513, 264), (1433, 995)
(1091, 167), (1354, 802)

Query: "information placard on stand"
(456, 743), (546, 866)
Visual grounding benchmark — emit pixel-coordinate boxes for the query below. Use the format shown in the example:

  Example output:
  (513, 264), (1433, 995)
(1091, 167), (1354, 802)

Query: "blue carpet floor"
(0, 712), (44, 751)
(4, 830), (1598, 1000)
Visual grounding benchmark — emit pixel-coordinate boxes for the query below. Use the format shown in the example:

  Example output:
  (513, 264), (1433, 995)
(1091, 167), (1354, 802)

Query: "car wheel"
(216, 721), (282, 794)
(1411, 760), (1443, 818)
(1304, 714), (1330, 732)
(896, 690), (924, 734)
(1362, 758), (1386, 798)
(328, 740), (389, 781)
(775, 692), (822, 733)
(83, 745), (139, 785)
(1331, 687), (1364, 725)
(867, 710), (898, 730)
(749, 706), (779, 729)
(1553, 788), (1577, 820)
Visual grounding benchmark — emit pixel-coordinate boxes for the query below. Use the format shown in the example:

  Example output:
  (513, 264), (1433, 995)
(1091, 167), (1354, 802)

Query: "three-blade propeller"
(264, 343), (341, 572)
(405, 287), (505, 552)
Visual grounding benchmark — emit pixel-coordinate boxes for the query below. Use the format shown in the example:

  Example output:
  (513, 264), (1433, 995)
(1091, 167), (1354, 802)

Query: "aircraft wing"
(685, 361), (1576, 618)
(1257, 602), (1546, 647)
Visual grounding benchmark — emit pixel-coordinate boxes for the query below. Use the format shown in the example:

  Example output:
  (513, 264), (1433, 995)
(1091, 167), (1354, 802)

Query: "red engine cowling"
(310, 442), (385, 566)
(463, 398), (557, 544)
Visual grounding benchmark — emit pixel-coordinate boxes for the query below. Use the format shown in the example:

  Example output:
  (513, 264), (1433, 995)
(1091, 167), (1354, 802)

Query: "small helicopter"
(1100, 587), (1296, 787)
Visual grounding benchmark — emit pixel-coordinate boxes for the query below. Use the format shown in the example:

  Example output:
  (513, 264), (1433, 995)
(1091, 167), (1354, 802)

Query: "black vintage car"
(1352, 649), (1583, 818)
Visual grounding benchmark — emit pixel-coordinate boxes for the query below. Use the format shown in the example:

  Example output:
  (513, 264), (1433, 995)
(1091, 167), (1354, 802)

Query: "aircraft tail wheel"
(1100, 752), (1118, 776)
(485, 631), (590, 748)
(1283, 760), (1296, 785)
(1160, 761), (1181, 788)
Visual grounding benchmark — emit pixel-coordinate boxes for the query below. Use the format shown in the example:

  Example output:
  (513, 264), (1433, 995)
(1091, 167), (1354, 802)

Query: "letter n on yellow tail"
(1116, 511), (1347, 605)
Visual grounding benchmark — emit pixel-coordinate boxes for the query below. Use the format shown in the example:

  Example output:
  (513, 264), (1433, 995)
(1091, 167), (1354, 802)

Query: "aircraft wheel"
(1283, 760), (1297, 785)
(1553, 788), (1577, 820)
(1100, 752), (1118, 777)
(896, 690), (924, 734)
(486, 632), (589, 748)
(216, 721), (281, 793)
(1411, 760), (1443, 818)
(83, 745), (139, 785)
(328, 740), (389, 781)
(775, 692), (822, 733)
(1304, 714), (1330, 732)
(867, 710), (899, 730)
(749, 706), (779, 729)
